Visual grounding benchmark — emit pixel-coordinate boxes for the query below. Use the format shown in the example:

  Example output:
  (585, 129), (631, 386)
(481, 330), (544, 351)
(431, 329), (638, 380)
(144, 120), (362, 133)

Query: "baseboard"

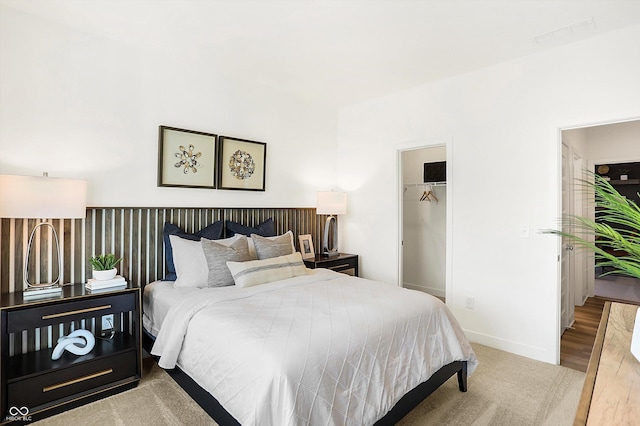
(403, 282), (445, 298)
(464, 329), (555, 364)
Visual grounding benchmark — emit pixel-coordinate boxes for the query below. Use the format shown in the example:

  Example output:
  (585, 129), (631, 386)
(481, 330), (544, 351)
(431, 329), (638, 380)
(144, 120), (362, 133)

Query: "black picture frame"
(158, 126), (217, 189)
(217, 136), (267, 191)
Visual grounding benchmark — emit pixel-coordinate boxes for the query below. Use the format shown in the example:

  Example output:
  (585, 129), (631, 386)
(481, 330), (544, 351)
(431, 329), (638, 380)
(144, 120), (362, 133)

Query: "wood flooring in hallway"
(560, 297), (606, 372)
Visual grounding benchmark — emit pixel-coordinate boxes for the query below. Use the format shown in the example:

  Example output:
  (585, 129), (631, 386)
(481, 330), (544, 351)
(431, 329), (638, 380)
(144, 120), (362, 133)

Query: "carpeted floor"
(34, 343), (585, 425)
(397, 344), (585, 426)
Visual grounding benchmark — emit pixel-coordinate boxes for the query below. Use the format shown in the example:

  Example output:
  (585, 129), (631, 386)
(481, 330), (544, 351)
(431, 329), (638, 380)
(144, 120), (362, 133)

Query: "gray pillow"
(201, 236), (251, 287)
(251, 232), (294, 260)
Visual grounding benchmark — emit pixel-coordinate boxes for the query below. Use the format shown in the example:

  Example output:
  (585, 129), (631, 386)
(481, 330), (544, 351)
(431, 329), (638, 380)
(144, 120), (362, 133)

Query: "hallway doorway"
(560, 119), (640, 313)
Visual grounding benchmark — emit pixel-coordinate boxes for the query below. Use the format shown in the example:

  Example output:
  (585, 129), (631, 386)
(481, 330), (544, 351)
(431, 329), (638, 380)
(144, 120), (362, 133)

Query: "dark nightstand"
(0, 282), (141, 423)
(303, 253), (359, 277)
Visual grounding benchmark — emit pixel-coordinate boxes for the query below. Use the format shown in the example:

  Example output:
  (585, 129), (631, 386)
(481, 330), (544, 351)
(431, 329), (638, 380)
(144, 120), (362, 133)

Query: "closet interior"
(401, 146), (447, 301)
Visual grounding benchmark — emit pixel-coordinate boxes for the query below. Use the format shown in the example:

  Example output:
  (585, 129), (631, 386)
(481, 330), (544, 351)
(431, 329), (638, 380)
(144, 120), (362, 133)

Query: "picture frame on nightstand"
(298, 234), (315, 259)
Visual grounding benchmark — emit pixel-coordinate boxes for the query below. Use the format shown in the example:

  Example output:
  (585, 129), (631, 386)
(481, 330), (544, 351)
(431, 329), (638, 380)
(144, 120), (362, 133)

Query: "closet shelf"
(404, 182), (447, 187)
(608, 179), (640, 185)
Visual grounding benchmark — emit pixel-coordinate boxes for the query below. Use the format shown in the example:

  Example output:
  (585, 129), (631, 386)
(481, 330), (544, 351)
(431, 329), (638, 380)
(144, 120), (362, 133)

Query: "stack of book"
(85, 275), (127, 292)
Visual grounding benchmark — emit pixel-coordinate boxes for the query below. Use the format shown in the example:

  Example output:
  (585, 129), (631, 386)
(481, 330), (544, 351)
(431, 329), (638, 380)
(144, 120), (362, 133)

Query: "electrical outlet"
(101, 314), (114, 330)
(465, 297), (475, 310)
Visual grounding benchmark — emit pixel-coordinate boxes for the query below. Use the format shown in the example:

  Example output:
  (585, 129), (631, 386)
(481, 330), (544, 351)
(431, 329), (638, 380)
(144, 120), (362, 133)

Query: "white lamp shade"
(0, 174), (87, 219)
(316, 191), (347, 215)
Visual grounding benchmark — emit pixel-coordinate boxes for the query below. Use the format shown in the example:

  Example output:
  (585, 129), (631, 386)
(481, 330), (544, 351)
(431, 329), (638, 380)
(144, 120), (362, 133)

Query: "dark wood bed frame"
(143, 330), (467, 425)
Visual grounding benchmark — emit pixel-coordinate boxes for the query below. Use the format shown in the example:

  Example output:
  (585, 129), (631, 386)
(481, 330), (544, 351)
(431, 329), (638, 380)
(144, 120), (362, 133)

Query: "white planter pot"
(632, 307), (640, 363)
(92, 268), (117, 281)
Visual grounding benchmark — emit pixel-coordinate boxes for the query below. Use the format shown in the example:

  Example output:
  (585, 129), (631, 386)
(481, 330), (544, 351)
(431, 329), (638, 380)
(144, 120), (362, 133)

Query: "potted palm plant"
(547, 172), (640, 360)
(550, 173), (640, 278)
(89, 253), (122, 281)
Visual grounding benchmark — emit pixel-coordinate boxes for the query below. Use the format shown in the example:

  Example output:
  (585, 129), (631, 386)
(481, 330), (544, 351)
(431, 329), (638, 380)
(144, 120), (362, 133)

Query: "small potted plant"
(89, 253), (122, 280)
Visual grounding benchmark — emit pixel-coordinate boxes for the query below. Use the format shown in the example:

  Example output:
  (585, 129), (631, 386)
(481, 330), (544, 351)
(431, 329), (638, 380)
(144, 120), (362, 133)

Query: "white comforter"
(151, 269), (477, 426)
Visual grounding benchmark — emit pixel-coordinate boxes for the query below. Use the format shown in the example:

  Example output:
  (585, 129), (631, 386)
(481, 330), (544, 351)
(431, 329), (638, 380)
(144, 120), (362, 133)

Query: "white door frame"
(396, 137), (452, 300)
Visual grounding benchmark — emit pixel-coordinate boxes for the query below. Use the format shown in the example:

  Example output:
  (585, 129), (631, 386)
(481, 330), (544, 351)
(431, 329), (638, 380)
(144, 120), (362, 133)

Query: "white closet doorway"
(398, 144), (448, 301)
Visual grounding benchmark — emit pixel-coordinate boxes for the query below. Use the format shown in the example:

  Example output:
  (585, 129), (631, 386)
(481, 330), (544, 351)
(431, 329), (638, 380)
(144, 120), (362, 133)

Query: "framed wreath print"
(217, 136), (266, 191)
(298, 234), (315, 259)
(158, 126), (217, 188)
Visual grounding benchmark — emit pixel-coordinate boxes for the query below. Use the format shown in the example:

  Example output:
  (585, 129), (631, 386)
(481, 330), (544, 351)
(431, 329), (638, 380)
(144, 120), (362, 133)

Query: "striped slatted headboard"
(0, 207), (325, 293)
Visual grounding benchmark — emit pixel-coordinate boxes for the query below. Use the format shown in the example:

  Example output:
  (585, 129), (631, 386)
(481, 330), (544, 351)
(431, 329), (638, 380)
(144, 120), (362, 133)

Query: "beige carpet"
(35, 343), (584, 426)
(397, 344), (585, 426)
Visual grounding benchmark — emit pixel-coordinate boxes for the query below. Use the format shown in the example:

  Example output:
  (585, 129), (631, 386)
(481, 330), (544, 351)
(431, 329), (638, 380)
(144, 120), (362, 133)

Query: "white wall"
(402, 147), (446, 297)
(337, 24), (640, 364)
(586, 120), (640, 163)
(0, 5), (338, 208)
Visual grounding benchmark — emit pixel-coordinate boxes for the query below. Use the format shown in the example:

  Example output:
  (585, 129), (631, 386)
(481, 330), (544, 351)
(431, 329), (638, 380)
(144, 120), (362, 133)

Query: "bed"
(145, 265), (477, 425)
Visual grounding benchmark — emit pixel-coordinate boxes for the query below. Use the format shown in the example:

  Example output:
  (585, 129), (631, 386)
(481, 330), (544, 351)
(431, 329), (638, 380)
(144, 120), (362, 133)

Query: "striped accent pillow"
(226, 252), (308, 288)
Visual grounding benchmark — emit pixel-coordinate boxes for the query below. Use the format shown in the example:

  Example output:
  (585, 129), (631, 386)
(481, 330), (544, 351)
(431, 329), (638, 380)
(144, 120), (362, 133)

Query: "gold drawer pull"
(43, 368), (113, 392)
(329, 264), (350, 270)
(42, 305), (112, 320)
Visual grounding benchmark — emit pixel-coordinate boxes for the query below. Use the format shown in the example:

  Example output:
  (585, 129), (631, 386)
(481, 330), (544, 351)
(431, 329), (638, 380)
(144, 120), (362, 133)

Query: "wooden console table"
(574, 301), (640, 425)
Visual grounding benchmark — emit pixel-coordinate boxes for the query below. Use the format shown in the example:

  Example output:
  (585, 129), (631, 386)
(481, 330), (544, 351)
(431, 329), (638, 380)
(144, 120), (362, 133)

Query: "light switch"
(519, 224), (530, 238)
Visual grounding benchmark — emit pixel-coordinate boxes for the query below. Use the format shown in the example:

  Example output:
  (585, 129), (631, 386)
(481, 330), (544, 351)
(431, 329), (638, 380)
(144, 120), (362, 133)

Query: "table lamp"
(0, 173), (87, 297)
(316, 191), (347, 257)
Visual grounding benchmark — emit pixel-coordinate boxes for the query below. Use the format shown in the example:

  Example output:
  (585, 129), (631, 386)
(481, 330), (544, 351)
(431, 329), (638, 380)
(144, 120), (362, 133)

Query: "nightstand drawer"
(7, 350), (138, 410)
(323, 262), (356, 275)
(334, 267), (356, 276)
(304, 253), (359, 277)
(7, 292), (136, 332)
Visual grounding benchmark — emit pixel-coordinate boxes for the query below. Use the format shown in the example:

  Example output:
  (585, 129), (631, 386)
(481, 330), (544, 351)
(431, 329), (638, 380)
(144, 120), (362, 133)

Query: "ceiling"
(3, 0), (640, 107)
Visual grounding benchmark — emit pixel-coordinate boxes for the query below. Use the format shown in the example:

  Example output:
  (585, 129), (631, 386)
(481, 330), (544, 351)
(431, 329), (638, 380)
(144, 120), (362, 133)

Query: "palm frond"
(545, 172), (640, 280)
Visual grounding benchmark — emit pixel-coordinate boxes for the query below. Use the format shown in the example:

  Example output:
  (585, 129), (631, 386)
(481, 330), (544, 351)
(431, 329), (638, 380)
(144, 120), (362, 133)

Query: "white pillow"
(245, 230), (295, 259)
(226, 252), (308, 288)
(170, 234), (241, 288)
